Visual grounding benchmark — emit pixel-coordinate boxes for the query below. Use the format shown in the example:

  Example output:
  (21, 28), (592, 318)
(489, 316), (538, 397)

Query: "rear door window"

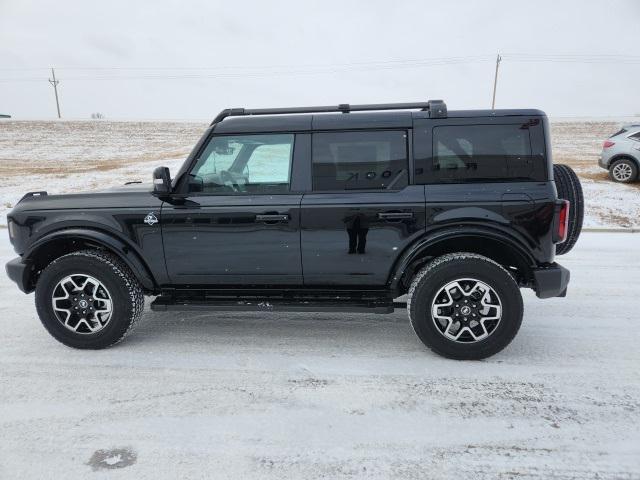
(431, 124), (540, 182)
(312, 130), (408, 191)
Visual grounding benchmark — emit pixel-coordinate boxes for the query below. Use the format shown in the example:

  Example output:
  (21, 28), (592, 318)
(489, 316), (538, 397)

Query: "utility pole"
(491, 53), (502, 109)
(48, 68), (61, 119)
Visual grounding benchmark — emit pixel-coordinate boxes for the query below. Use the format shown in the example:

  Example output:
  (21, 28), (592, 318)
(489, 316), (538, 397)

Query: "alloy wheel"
(612, 163), (633, 182)
(51, 274), (113, 334)
(431, 278), (502, 343)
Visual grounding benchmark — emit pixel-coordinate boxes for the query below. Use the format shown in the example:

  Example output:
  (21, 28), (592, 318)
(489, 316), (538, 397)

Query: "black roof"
(212, 108), (547, 134)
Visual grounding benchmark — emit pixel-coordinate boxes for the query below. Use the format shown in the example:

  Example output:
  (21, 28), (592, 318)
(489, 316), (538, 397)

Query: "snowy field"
(0, 232), (639, 479)
(0, 118), (639, 228)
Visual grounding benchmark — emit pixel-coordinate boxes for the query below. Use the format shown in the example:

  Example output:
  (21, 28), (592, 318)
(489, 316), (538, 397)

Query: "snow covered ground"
(1, 232), (639, 479)
(1, 119), (639, 228)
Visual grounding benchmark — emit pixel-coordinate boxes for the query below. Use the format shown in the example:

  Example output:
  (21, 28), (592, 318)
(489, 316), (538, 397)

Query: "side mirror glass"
(153, 166), (171, 194)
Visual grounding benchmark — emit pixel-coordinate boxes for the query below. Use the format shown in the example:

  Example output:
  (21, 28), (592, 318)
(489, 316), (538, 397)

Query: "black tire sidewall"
(410, 257), (523, 360)
(35, 254), (135, 349)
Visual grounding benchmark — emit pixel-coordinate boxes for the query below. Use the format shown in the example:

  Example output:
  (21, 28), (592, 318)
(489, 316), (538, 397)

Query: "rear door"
(161, 132), (306, 285)
(300, 126), (426, 286)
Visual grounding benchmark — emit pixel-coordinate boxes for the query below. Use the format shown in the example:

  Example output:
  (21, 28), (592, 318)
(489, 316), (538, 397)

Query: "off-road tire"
(608, 158), (638, 184)
(407, 253), (523, 360)
(553, 164), (584, 255)
(35, 249), (144, 349)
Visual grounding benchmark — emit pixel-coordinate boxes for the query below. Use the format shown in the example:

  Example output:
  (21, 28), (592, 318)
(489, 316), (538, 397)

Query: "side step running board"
(151, 297), (407, 314)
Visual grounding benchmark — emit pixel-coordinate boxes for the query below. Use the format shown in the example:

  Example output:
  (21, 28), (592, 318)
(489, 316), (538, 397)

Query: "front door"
(161, 133), (303, 285)
(300, 129), (426, 286)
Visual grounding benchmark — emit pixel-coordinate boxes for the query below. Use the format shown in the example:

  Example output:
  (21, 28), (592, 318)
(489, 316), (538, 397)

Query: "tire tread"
(36, 249), (144, 348)
(407, 252), (523, 360)
(554, 164), (584, 255)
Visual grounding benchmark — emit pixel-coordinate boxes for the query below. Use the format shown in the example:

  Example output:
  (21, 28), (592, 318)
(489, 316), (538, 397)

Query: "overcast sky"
(1, 0), (639, 120)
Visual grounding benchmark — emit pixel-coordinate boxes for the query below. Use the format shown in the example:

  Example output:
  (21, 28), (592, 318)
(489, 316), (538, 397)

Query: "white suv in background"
(599, 125), (640, 183)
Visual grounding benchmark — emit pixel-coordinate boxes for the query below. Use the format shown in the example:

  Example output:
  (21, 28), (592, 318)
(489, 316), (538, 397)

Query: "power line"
(0, 55), (492, 72)
(502, 53), (640, 64)
(2, 53), (639, 116)
(1, 53), (639, 84)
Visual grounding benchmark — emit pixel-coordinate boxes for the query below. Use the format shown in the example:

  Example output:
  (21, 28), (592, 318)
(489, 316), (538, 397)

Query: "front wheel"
(35, 250), (144, 349)
(407, 253), (523, 360)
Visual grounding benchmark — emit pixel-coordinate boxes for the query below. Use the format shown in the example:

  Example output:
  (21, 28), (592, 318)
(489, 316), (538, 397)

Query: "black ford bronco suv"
(5, 101), (584, 359)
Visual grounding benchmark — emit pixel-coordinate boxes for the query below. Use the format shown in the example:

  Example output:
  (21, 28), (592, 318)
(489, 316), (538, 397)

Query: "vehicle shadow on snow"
(125, 308), (421, 351)
(116, 301), (560, 362)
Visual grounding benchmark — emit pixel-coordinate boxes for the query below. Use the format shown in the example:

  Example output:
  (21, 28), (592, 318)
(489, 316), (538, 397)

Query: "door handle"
(378, 212), (414, 220)
(256, 214), (289, 222)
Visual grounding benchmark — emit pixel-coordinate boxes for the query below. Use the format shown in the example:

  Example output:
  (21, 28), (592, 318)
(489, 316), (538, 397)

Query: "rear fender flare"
(388, 226), (536, 292)
(24, 228), (156, 291)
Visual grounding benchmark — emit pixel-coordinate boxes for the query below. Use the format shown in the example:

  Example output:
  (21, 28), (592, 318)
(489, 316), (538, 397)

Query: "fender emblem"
(144, 212), (159, 226)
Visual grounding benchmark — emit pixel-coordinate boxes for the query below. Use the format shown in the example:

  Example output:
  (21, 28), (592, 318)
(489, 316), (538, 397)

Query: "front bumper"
(5, 257), (33, 294)
(533, 262), (570, 299)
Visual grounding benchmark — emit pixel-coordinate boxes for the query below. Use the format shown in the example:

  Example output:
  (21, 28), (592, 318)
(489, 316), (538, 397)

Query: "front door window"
(189, 134), (294, 194)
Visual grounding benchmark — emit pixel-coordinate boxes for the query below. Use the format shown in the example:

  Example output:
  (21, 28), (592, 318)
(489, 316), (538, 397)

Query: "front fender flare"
(24, 228), (157, 291)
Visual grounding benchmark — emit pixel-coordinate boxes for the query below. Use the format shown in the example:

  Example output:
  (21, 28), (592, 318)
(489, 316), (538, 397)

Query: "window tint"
(432, 124), (537, 182)
(610, 128), (627, 138)
(189, 134), (293, 194)
(312, 130), (408, 191)
(629, 132), (640, 142)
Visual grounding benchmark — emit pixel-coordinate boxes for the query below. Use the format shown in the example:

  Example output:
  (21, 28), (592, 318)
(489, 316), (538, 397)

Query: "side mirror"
(153, 166), (171, 194)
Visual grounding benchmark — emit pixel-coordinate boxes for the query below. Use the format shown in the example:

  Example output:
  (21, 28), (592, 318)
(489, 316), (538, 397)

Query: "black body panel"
(7, 185), (168, 287)
(5, 107), (568, 301)
(161, 194), (304, 285)
(300, 187), (426, 285)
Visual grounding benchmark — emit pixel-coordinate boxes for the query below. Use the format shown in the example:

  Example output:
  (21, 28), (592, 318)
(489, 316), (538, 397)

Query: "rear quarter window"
(610, 128), (627, 138)
(430, 124), (544, 183)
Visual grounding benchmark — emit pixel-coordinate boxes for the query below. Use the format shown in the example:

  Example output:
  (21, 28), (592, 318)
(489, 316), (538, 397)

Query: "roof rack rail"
(211, 100), (447, 125)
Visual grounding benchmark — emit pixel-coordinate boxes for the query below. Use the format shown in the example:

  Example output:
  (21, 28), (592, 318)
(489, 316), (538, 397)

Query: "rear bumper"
(598, 154), (609, 170)
(5, 257), (33, 294)
(533, 262), (570, 299)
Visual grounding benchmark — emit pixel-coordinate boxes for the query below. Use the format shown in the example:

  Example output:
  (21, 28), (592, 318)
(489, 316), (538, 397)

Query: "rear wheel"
(407, 253), (523, 360)
(609, 158), (638, 183)
(35, 250), (144, 349)
(553, 164), (584, 255)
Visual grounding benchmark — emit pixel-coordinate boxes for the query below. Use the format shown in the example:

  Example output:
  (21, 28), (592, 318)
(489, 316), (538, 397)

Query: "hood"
(11, 183), (158, 213)
(96, 182), (152, 194)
